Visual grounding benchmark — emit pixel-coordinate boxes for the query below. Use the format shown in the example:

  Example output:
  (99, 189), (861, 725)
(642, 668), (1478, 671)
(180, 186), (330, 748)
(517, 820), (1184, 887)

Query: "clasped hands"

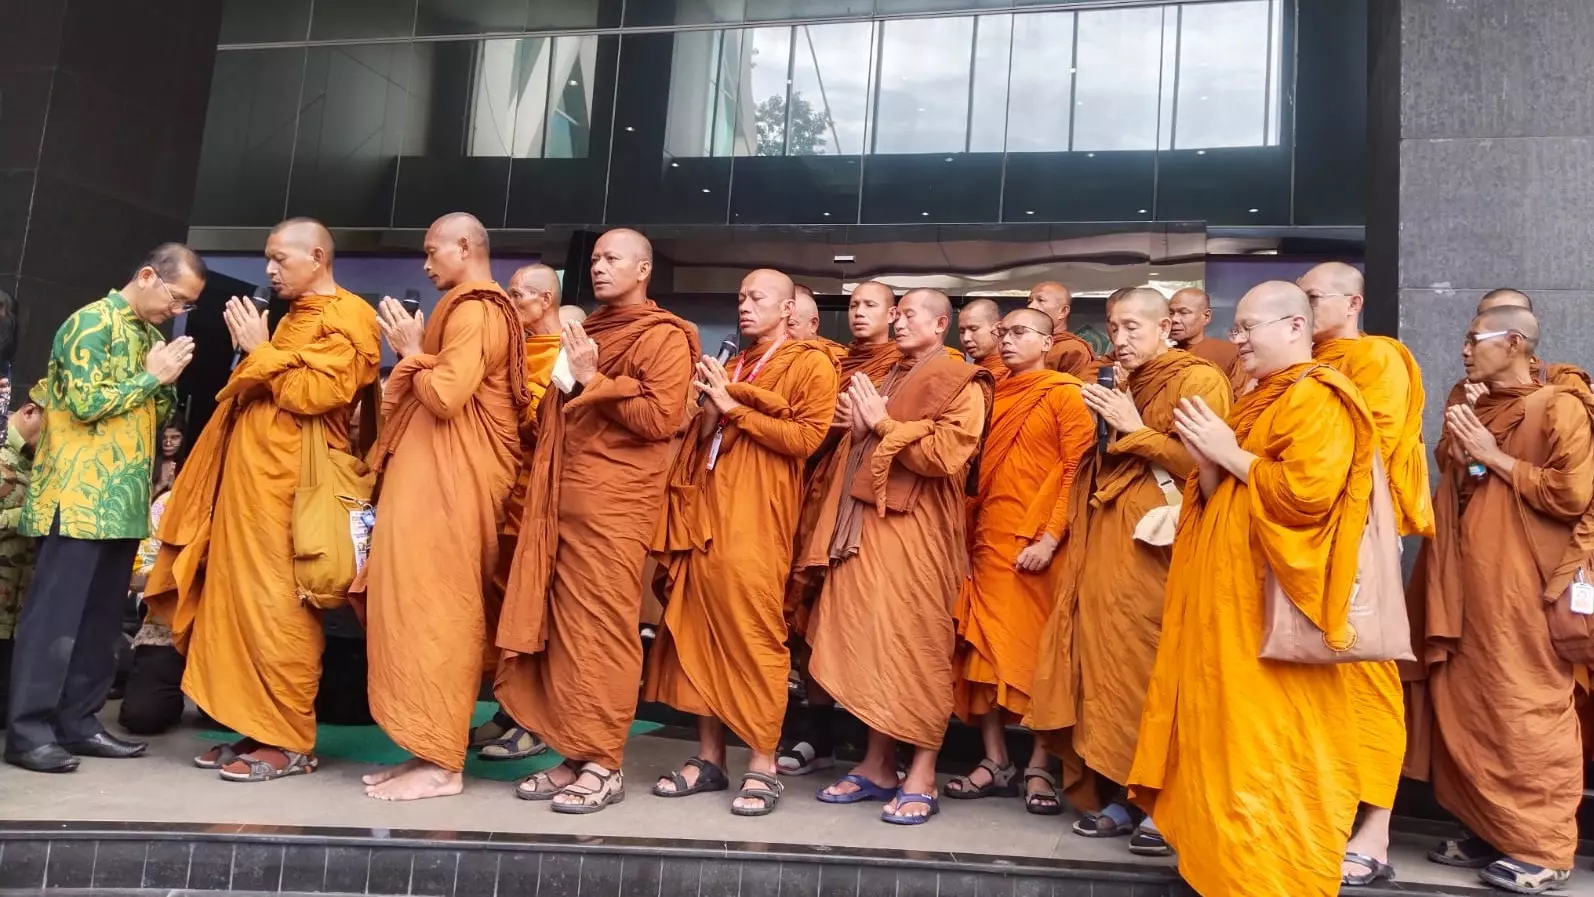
(376, 297), (425, 358)
(1172, 394), (1244, 476)
(223, 296), (271, 355)
(1080, 364), (1143, 435)
(1444, 401), (1507, 471)
(833, 372), (890, 438)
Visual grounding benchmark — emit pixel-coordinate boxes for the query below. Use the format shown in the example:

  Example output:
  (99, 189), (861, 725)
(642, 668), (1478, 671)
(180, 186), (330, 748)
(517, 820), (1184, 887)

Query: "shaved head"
(852, 280), (897, 306)
(510, 263), (561, 300)
(1298, 261), (1365, 341)
(740, 268), (797, 342)
(1170, 287), (1210, 313)
(1108, 286), (1170, 317)
(265, 217), (337, 301)
(1006, 307), (1054, 336)
(961, 298), (1002, 324)
(598, 227), (653, 262)
(789, 285), (821, 341)
(1299, 261), (1364, 296)
(423, 212), (492, 290)
(847, 280), (898, 342)
(429, 212), (489, 251)
(559, 305), (587, 327)
(1478, 288), (1532, 313)
(997, 308), (1055, 373)
(1233, 281), (1314, 378)
(271, 217), (334, 262)
(1477, 306), (1540, 351)
(896, 289), (952, 358)
(1106, 288), (1172, 372)
(508, 263), (562, 335)
(592, 227), (654, 305)
(1028, 281), (1073, 328)
(1169, 286), (1214, 345)
(1465, 306), (1540, 385)
(903, 288), (952, 319)
(957, 298), (1004, 361)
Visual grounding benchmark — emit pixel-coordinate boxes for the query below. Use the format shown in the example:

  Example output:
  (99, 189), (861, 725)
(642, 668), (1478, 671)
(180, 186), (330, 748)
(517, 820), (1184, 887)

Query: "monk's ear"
(636, 257), (653, 283)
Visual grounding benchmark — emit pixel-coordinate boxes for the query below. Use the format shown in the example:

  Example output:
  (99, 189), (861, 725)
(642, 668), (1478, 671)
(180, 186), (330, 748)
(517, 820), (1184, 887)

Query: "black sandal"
(1478, 858), (1571, 895)
(731, 771), (784, 817)
(1342, 852), (1396, 886)
(652, 756), (730, 798)
(1072, 809), (1135, 838)
(1022, 768), (1063, 816)
(1428, 835), (1503, 869)
(1128, 826), (1173, 857)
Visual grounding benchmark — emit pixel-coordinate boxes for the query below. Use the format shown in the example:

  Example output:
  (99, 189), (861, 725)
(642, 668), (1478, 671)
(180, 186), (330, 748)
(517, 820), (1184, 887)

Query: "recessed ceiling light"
(1025, 210), (1035, 215)
(1248, 208), (1259, 213)
(701, 188), (711, 193)
(823, 212), (831, 216)
(1087, 152), (1095, 158)
(670, 161), (679, 167)
(568, 79), (578, 86)
(921, 211), (930, 216)
(1137, 208), (1148, 214)
(944, 156), (954, 162)
(624, 126), (635, 132)
(1197, 149), (1206, 155)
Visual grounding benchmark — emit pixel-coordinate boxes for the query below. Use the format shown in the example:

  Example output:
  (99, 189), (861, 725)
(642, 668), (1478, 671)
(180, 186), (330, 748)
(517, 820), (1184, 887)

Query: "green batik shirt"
(0, 425), (36, 639)
(22, 291), (175, 540)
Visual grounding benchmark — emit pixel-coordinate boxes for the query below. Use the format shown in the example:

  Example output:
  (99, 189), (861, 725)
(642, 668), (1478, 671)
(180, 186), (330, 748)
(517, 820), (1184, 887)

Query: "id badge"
(706, 428), (725, 471)
(1570, 580), (1594, 616)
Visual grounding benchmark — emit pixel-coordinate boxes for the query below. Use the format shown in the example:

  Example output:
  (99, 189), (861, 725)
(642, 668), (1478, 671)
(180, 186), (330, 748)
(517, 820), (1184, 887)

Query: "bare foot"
(363, 757), (425, 788)
(366, 761), (463, 801)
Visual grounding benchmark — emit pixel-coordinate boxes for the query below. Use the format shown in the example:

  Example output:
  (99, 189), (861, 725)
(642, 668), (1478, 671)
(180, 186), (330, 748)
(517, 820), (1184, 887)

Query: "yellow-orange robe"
(1129, 362), (1375, 897)
(1045, 330), (1098, 379)
(362, 282), (529, 772)
(954, 369), (1091, 721)
(1315, 336), (1434, 810)
(1404, 383), (1593, 870)
(807, 354), (991, 748)
(144, 289), (380, 753)
(1182, 335), (1246, 393)
(1030, 350), (1230, 787)
(645, 339), (838, 751)
(496, 301), (698, 770)
(972, 352), (1009, 383)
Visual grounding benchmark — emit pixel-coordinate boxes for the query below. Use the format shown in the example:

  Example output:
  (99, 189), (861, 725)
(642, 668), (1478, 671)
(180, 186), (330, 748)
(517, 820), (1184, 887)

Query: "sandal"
(1429, 835), (1504, 869)
(945, 758), (1018, 800)
(1342, 852), (1396, 887)
(1478, 858), (1571, 895)
(1073, 807), (1136, 838)
(816, 772), (896, 805)
(217, 748), (318, 782)
(469, 713), (512, 748)
(881, 790), (939, 826)
(551, 763), (625, 815)
(478, 726), (547, 762)
(776, 740), (835, 777)
(1023, 767), (1063, 816)
(652, 756), (730, 798)
(193, 738), (257, 770)
(1128, 825), (1173, 857)
(731, 771), (784, 817)
(515, 761), (579, 801)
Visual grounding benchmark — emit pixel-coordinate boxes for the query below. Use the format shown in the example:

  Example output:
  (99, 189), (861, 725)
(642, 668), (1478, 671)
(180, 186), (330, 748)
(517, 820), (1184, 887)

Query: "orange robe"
(1045, 330), (1098, 379)
(1404, 383), (1593, 870)
(807, 354), (991, 748)
(972, 352), (1009, 383)
(144, 289), (379, 753)
(953, 369), (1091, 722)
(817, 338), (848, 366)
(496, 301), (698, 770)
(1030, 350), (1230, 787)
(1129, 362), (1375, 897)
(1181, 335), (1246, 393)
(644, 339), (838, 751)
(362, 282), (529, 772)
(1314, 336), (1434, 809)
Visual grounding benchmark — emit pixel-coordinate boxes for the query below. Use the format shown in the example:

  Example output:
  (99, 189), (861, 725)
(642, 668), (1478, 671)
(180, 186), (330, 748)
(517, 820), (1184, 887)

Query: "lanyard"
(706, 335), (784, 471)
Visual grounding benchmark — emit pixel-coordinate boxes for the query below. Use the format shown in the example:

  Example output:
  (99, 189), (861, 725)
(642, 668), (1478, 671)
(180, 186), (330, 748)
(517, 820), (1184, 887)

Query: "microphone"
(400, 289), (422, 318)
(1096, 361), (1116, 454)
(699, 337), (739, 406)
(232, 286), (272, 370)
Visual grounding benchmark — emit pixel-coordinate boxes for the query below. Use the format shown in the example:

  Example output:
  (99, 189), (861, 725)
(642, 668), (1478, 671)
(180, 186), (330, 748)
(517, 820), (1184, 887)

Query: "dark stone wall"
(0, 0), (222, 382)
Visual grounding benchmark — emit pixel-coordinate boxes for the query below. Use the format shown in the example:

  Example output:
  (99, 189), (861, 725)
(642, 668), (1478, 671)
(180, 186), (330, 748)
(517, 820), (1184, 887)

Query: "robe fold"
(807, 353), (992, 749)
(1128, 361), (1375, 897)
(1028, 350), (1230, 789)
(1403, 383), (1594, 870)
(144, 289), (380, 753)
(495, 301), (698, 770)
(362, 281), (530, 772)
(644, 339), (838, 751)
(1181, 335), (1247, 393)
(1045, 330), (1099, 379)
(972, 352), (1009, 383)
(953, 369), (1091, 722)
(1315, 335), (1434, 809)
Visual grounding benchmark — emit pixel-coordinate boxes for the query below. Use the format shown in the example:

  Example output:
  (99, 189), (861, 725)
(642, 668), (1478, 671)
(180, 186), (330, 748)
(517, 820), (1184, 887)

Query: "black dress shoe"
(62, 731), (147, 759)
(4, 744), (81, 773)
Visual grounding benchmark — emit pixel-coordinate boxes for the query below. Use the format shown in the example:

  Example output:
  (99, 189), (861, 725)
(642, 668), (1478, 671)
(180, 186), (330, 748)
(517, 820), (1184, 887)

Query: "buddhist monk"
(1169, 286), (1245, 392)
(1027, 282), (1096, 378)
(1296, 261), (1435, 886)
(495, 228), (698, 813)
(956, 298), (1009, 382)
(1438, 289), (1591, 406)
(644, 268), (837, 814)
(809, 288), (992, 825)
(947, 307), (1091, 813)
(1127, 281), (1375, 897)
(789, 285), (847, 365)
(1403, 306), (1591, 894)
(1031, 288), (1231, 851)
(144, 218), (380, 782)
(776, 280), (902, 777)
(358, 212), (531, 801)
(471, 263), (566, 762)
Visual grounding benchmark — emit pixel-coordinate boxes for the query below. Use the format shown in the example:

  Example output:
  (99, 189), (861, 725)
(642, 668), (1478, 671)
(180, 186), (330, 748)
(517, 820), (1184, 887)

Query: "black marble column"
(0, 0), (222, 381)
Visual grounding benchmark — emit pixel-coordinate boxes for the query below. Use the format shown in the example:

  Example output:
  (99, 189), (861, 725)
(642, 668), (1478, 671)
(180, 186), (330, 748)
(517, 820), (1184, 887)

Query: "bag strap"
(299, 414), (328, 491)
(1509, 385), (1561, 587)
(1149, 464), (1181, 506)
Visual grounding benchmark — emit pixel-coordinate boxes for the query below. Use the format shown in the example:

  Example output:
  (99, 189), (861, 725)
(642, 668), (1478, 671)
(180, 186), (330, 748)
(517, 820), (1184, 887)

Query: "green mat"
(197, 702), (661, 782)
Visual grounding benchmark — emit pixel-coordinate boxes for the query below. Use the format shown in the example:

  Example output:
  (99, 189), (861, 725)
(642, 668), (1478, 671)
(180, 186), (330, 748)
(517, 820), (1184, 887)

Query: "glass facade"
(194, 0), (1363, 231)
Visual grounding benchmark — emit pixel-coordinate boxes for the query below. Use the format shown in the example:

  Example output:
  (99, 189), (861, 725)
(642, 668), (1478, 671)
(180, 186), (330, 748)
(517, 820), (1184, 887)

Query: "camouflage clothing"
(0, 425), (37, 639)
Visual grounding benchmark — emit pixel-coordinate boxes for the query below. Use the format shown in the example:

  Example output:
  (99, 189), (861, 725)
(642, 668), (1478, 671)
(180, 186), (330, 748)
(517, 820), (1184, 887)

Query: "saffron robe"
(362, 282), (529, 771)
(972, 352), (1009, 383)
(807, 353), (991, 749)
(1404, 383), (1594, 870)
(1128, 362), (1376, 897)
(145, 289), (380, 753)
(644, 339), (838, 751)
(1181, 335), (1247, 393)
(1045, 330), (1098, 379)
(953, 369), (1091, 721)
(495, 301), (698, 770)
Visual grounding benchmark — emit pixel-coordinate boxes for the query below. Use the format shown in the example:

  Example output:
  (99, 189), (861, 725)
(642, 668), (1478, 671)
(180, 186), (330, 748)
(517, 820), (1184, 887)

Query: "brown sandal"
(194, 738), (258, 770)
(217, 748), (318, 782)
(515, 761), (579, 801)
(551, 763), (625, 815)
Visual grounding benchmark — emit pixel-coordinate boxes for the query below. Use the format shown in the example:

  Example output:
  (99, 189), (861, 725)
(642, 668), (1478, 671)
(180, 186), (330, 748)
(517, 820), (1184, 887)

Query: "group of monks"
(137, 212), (1594, 897)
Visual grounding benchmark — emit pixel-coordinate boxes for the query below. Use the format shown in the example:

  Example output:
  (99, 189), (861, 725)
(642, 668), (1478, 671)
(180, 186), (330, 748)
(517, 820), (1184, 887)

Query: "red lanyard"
(707, 335), (784, 470)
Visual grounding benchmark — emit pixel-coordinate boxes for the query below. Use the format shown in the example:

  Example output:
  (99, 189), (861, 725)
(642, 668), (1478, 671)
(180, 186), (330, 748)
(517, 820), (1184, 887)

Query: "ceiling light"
(1196, 149), (1206, 155)
(1248, 208), (1259, 213)
(1149, 271), (1160, 276)
(944, 157), (954, 162)
(1137, 208), (1148, 214)
(1025, 210), (1035, 215)
(568, 79), (578, 86)
(624, 126), (635, 132)
(701, 188), (711, 193)
(921, 211), (930, 216)
(1087, 152), (1095, 158)
(670, 161), (679, 167)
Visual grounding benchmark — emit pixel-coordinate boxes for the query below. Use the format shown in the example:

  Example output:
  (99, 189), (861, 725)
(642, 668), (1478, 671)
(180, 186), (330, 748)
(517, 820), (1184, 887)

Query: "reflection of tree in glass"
(754, 92), (832, 156)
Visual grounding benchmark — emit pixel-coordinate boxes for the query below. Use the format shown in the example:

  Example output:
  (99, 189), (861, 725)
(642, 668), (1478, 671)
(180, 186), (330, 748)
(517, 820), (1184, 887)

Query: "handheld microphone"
(1096, 361), (1116, 454)
(400, 290), (422, 318)
(232, 286), (273, 370)
(698, 337), (740, 406)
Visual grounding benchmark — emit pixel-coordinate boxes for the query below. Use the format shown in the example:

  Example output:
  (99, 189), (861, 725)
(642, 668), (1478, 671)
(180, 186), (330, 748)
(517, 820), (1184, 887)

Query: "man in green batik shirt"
(0, 385), (47, 720)
(5, 243), (204, 774)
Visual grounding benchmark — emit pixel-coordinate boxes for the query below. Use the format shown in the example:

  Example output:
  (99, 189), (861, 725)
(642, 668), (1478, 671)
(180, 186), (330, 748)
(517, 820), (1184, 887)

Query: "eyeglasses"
(1304, 291), (1349, 305)
(153, 273), (198, 313)
(994, 324), (1047, 339)
(1227, 315), (1297, 341)
(1464, 329), (1518, 347)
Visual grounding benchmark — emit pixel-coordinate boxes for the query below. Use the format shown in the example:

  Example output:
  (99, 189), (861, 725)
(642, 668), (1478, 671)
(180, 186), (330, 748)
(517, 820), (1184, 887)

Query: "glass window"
(414, 0), (528, 35)
(191, 49), (306, 227)
(968, 15), (1012, 153)
(1173, 0), (1272, 149)
(663, 30), (739, 159)
(545, 35), (600, 158)
(1003, 12), (1072, 152)
(789, 22), (875, 156)
(1072, 7), (1164, 151)
(527, 0), (623, 29)
(217, 0), (312, 44)
(625, 0), (745, 27)
(872, 17), (973, 155)
(741, 27), (793, 156)
(309, 0), (417, 40)
(392, 41), (513, 227)
(469, 38), (552, 157)
(743, 0), (871, 20)
(287, 44), (410, 226)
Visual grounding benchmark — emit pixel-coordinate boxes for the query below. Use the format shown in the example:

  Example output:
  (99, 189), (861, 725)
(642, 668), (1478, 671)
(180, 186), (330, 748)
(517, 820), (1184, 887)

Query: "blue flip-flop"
(881, 791), (940, 825)
(816, 773), (896, 804)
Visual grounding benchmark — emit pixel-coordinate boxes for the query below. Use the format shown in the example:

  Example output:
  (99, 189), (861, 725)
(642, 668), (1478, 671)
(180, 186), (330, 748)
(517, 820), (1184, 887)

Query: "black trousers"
(118, 644), (186, 735)
(5, 513), (139, 754)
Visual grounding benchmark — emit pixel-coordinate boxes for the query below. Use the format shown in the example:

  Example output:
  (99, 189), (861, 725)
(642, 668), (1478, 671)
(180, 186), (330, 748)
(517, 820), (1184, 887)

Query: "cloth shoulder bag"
(1132, 463), (1182, 547)
(1515, 385), (1594, 664)
(1259, 451), (1415, 664)
(292, 414), (376, 610)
